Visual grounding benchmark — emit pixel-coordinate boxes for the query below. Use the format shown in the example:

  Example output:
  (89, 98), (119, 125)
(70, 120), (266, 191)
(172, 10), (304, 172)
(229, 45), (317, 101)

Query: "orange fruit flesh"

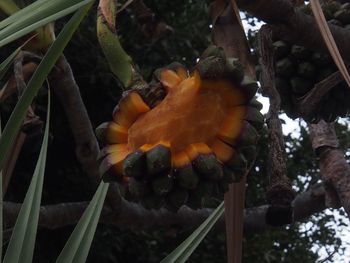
(107, 122), (128, 143)
(127, 73), (246, 156)
(113, 92), (150, 128)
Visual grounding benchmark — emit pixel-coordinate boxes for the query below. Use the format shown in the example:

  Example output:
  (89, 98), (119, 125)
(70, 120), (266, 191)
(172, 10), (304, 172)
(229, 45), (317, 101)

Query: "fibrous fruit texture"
(269, 0), (350, 122)
(96, 46), (264, 210)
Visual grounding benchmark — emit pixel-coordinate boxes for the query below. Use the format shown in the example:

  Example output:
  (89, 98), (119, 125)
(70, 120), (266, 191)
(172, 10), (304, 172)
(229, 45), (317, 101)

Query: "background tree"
(1, 0), (350, 262)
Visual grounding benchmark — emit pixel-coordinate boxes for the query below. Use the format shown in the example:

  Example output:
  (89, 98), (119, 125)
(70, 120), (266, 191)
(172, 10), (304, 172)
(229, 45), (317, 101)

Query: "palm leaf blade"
(3, 91), (51, 263)
(0, 1), (93, 172)
(161, 201), (224, 263)
(55, 182), (109, 263)
(0, 0), (93, 48)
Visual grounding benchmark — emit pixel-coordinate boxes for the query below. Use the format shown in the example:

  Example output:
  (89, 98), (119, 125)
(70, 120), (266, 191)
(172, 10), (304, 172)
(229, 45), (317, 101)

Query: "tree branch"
(297, 71), (342, 122)
(258, 25), (295, 226)
(49, 56), (123, 210)
(309, 121), (350, 216)
(238, 0), (350, 61)
(3, 183), (327, 235)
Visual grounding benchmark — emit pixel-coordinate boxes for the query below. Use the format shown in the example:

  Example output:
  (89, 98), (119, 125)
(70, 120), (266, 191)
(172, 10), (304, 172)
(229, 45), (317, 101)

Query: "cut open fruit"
(97, 47), (264, 210)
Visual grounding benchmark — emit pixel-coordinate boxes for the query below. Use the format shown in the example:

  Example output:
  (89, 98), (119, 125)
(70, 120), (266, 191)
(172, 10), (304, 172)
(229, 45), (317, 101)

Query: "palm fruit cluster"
(271, 0), (350, 122)
(96, 45), (264, 211)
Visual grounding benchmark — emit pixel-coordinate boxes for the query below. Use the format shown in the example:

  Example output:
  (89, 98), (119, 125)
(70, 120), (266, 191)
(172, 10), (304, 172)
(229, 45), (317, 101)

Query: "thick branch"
(309, 121), (350, 216)
(238, 0), (350, 61)
(3, 183), (326, 235)
(298, 71), (342, 121)
(258, 26), (295, 225)
(49, 56), (100, 186)
(49, 56), (122, 210)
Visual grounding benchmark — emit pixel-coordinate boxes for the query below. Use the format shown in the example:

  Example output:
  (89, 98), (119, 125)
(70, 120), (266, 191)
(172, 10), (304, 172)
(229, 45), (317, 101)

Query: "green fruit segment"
(152, 175), (174, 195)
(290, 45), (310, 61)
(226, 152), (247, 176)
(146, 143), (171, 176)
(175, 166), (199, 190)
(192, 154), (223, 181)
(245, 107), (264, 131)
(123, 150), (147, 179)
(238, 121), (259, 146)
(172, 151), (199, 189)
(249, 99), (263, 110)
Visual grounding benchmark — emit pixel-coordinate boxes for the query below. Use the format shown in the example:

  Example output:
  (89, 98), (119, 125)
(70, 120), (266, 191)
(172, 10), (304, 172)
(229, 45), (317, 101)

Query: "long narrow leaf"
(310, 0), (350, 88)
(161, 201), (224, 263)
(0, 0), (50, 29)
(0, 116), (2, 263)
(0, 0), (93, 48)
(0, 0), (84, 34)
(0, 0), (83, 30)
(71, 182), (109, 263)
(0, 1), (93, 172)
(3, 90), (50, 263)
(55, 182), (109, 263)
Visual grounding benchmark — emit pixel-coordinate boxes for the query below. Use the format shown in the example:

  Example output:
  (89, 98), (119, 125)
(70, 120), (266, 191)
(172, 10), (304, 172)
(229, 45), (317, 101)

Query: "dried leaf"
(97, 0), (134, 88)
(310, 0), (350, 88)
(98, 0), (116, 29)
(224, 177), (246, 263)
(211, 0), (255, 78)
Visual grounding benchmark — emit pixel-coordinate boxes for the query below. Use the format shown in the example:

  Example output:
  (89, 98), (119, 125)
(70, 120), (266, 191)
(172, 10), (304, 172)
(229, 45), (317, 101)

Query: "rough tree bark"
(49, 56), (123, 210)
(258, 25), (295, 225)
(309, 121), (350, 216)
